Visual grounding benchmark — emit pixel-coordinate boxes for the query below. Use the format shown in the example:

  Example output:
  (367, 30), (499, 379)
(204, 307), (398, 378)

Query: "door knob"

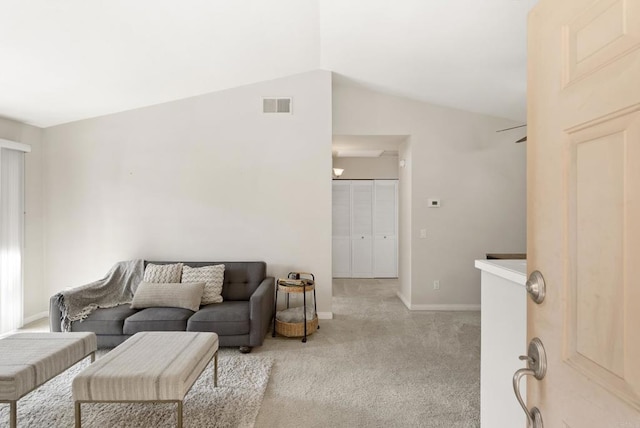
(526, 271), (546, 304)
(513, 337), (546, 428)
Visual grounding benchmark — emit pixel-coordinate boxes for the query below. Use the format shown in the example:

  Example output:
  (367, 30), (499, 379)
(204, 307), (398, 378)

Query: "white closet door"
(351, 181), (373, 278)
(373, 180), (398, 277)
(332, 181), (351, 277)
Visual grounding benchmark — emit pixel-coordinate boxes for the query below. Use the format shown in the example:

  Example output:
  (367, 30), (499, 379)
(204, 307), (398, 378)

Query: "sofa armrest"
(249, 277), (275, 347)
(49, 295), (63, 332)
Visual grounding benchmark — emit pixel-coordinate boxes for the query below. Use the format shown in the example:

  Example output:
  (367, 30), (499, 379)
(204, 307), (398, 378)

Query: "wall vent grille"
(262, 97), (292, 114)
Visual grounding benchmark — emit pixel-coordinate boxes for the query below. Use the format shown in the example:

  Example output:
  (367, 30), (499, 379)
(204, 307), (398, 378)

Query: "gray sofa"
(49, 261), (274, 353)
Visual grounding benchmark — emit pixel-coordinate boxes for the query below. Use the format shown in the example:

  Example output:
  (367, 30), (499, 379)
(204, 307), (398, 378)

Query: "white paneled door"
(351, 181), (374, 278)
(373, 180), (398, 278)
(525, 0), (640, 425)
(332, 180), (397, 278)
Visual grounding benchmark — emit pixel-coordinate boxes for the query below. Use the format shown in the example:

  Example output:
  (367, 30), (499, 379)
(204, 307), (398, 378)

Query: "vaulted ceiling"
(0, 0), (537, 128)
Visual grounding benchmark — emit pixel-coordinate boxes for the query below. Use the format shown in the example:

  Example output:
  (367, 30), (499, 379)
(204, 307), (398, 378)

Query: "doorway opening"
(331, 135), (410, 297)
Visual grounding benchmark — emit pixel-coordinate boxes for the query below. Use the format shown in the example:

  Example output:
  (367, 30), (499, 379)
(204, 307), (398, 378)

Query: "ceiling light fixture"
(333, 168), (344, 178)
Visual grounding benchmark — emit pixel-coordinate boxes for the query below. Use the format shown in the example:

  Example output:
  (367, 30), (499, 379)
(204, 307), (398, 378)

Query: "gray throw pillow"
(131, 282), (205, 312)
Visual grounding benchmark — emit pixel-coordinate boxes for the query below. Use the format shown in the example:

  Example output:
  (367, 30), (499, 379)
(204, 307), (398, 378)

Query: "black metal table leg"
(313, 288), (319, 329)
(302, 285), (307, 342)
(272, 286), (278, 337)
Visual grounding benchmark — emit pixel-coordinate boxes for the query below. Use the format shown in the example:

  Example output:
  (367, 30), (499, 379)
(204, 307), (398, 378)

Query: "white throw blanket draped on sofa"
(54, 259), (145, 331)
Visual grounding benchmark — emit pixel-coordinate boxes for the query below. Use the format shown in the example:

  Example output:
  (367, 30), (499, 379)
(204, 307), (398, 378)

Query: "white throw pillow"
(182, 264), (225, 304)
(143, 263), (183, 283)
(131, 282), (205, 312)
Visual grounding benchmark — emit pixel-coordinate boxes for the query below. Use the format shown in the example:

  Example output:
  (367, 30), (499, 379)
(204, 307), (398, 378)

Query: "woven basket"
(275, 316), (318, 338)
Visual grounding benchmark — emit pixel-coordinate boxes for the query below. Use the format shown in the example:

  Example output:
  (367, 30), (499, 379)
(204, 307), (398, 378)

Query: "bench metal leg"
(9, 401), (16, 428)
(214, 351), (218, 387)
(177, 401), (183, 428)
(90, 352), (95, 363)
(75, 401), (81, 428)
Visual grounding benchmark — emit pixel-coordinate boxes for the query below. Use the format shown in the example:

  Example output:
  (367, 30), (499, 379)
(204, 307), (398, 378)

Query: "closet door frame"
(332, 179), (399, 279)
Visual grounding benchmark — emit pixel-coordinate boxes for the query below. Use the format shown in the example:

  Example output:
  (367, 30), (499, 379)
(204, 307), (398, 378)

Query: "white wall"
(41, 70), (334, 316)
(333, 82), (526, 308)
(332, 156), (398, 179)
(0, 117), (45, 322)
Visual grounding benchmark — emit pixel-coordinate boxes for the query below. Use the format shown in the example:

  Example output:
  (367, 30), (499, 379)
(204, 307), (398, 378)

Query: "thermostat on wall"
(427, 199), (441, 208)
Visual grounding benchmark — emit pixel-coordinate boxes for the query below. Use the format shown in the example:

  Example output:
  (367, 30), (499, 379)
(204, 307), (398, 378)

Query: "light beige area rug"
(0, 349), (273, 428)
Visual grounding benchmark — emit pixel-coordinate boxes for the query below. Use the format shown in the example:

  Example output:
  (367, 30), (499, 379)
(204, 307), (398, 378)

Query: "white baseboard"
(409, 304), (480, 311)
(23, 311), (48, 325)
(395, 292), (479, 311)
(317, 312), (334, 320)
(396, 291), (411, 309)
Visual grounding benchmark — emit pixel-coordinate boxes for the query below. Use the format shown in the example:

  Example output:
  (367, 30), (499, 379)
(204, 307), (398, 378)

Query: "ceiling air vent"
(262, 97), (292, 114)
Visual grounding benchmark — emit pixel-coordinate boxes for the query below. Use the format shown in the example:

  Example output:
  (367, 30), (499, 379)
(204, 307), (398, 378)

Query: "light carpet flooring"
(19, 278), (481, 428)
(0, 349), (272, 427)
(253, 279), (481, 428)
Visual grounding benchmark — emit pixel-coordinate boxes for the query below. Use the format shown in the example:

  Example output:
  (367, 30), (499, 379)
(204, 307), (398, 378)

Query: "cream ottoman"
(73, 331), (218, 428)
(0, 332), (97, 428)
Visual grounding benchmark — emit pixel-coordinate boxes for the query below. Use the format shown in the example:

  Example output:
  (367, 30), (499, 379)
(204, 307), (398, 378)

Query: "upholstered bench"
(73, 331), (218, 428)
(0, 332), (97, 428)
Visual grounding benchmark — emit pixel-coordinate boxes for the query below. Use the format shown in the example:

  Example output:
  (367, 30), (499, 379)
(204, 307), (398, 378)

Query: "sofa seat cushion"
(187, 301), (250, 336)
(71, 305), (139, 336)
(123, 307), (194, 335)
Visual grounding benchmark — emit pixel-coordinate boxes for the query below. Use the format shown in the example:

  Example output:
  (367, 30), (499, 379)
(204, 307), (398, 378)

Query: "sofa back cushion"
(146, 261), (266, 301)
